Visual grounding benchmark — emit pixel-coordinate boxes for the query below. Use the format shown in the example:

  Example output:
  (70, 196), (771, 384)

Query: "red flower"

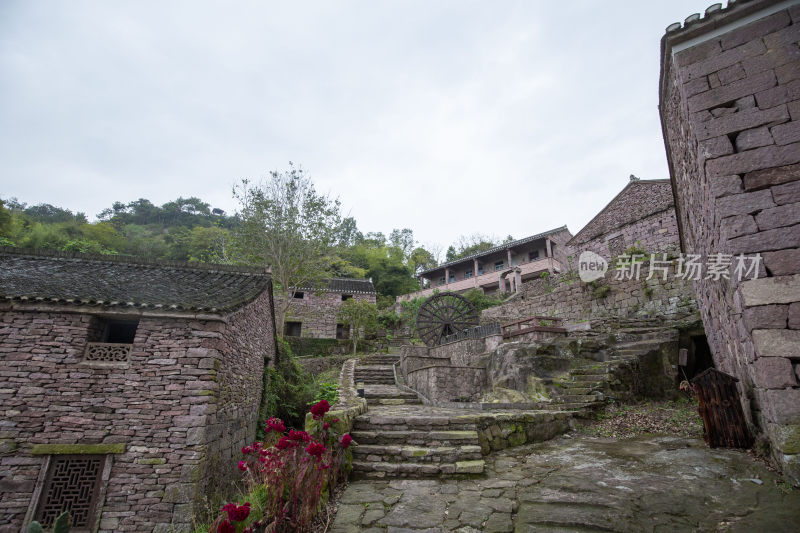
(305, 441), (326, 460)
(310, 400), (330, 420)
(217, 519), (235, 533)
(237, 460), (248, 472)
(241, 445), (252, 454)
(276, 436), (294, 450)
(340, 434), (353, 449)
(222, 501), (251, 522)
(323, 422), (330, 429)
(288, 429), (311, 442)
(265, 417), (286, 433)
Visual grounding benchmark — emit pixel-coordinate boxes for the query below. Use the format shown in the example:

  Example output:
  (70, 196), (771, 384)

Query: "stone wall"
(482, 262), (698, 325)
(404, 364), (487, 403)
(0, 293), (275, 531)
(660, 2), (800, 484)
(572, 207), (680, 260)
(280, 291), (376, 339)
(429, 335), (503, 366)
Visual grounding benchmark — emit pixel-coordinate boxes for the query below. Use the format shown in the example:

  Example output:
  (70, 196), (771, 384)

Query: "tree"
(233, 163), (342, 335)
(336, 299), (378, 355)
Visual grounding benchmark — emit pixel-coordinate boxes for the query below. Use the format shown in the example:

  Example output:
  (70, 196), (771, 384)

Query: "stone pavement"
(332, 433), (800, 532)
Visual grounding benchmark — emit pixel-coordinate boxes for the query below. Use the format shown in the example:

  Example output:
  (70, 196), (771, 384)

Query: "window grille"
(35, 455), (103, 528)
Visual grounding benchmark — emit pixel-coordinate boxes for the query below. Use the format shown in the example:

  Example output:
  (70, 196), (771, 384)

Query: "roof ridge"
(663, 0), (786, 41)
(0, 246), (268, 276)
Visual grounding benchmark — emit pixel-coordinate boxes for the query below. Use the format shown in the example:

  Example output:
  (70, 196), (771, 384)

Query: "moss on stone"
(31, 443), (126, 455)
(138, 458), (167, 465)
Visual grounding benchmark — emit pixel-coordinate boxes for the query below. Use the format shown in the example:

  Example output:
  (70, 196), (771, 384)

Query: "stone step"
(352, 444), (483, 463)
(364, 389), (418, 400)
(355, 364), (394, 370)
(555, 394), (601, 403)
(515, 502), (623, 531)
(366, 397), (422, 406)
(352, 459), (484, 479)
(363, 355), (400, 363)
(355, 377), (396, 385)
(556, 386), (591, 395)
(350, 429), (480, 446)
(354, 414), (478, 432)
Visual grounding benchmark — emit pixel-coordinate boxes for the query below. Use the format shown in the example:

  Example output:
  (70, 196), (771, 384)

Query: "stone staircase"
(351, 408), (485, 479)
(549, 325), (679, 411)
(351, 353), (484, 479)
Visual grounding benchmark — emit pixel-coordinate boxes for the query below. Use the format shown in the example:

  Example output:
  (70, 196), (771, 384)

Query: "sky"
(0, 0), (711, 256)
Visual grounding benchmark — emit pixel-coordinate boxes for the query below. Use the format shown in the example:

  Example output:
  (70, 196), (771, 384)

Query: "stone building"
(568, 176), (681, 259)
(399, 226), (573, 301)
(281, 278), (376, 339)
(660, 0), (800, 484)
(0, 249), (276, 532)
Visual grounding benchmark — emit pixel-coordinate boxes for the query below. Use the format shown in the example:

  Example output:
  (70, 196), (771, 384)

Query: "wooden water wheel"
(416, 292), (479, 347)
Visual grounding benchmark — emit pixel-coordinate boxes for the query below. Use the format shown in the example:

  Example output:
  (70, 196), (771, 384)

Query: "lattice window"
(84, 342), (132, 362)
(35, 455), (103, 528)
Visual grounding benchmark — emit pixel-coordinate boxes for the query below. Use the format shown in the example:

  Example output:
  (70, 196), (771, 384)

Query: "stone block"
(753, 357), (797, 388)
(744, 162), (800, 190)
(771, 121), (800, 145)
(755, 201), (800, 230)
(696, 104), (788, 141)
(163, 482), (195, 503)
(755, 79), (800, 109)
(700, 136), (734, 158)
(763, 248), (800, 277)
(721, 214), (758, 240)
(752, 328), (800, 357)
(766, 422), (800, 455)
(709, 175), (743, 198)
(773, 179), (800, 205)
(763, 388), (800, 424)
(715, 190), (775, 218)
(741, 274), (800, 306)
(687, 69), (775, 113)
(706, 141), (800, 178)
(790, 302), (800, 329)
(675, 38), (721, 66)
(685, 77), (710, 98)
(764, 21), (800, 49)
(779, 59), (800, 84)
(736, 126), (775, 151)
(743, 304), (788, 330)
(727, 224), (800, 254)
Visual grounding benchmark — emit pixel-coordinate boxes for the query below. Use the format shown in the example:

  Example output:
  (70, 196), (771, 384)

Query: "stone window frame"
(529, 250), (540, 261)
(341, 294), (353, 301)
(464, 270), (473, 280)
(494, 260), (505, 271)
(293, 291), (305, 299)
(24, 444), (124, 533)
(82, 316), (138, 368)
(284, 321), (302, 337)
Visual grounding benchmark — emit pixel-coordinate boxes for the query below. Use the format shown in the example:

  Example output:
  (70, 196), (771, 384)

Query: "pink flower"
(305, 441), (326, 460)
(340, 434), (353, 449)
(310, 400), (330, 420)
(217, 519), (235, 533)
(222, 501), (251, 522)
(241, 445), (252, 454)
(237, 460), (248, 472)
(265, 417), (286, 433)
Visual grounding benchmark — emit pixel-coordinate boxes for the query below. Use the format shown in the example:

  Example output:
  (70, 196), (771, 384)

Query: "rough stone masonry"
(660, 0), (800, 485)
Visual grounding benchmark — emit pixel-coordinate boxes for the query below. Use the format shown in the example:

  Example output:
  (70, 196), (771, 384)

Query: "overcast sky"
(0, 0), (709, 254)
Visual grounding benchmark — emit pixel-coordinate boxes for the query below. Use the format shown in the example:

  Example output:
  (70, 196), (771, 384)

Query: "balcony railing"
(399, 257), (558, 301)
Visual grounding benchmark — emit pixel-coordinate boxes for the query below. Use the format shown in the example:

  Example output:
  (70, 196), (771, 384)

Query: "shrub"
(460, 288), (503, 312)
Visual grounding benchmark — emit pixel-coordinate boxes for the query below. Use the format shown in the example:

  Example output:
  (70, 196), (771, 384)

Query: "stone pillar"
(473, 258), (479, 287)
(545, 239), (552, 258)
(498, 275), (505, 294)
(507, 249), (513, 267)
(445, 268), (450, 285)
(514, 269), (522, 293)
(419, 277), (424, 289)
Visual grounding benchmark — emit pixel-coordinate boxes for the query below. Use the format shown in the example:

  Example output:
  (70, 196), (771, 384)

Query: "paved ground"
(331, 433), (800, 532)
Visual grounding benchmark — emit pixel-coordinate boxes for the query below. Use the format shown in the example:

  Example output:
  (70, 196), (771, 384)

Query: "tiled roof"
(296, 278), (376, 294)
(419, 226), (570, 276)
(569, 179), (674, 246)
(0, 248), (271, 313)
(663, 0), (786, 43)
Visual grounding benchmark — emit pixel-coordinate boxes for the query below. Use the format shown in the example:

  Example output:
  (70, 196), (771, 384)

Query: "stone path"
(333, 434), (800, 532)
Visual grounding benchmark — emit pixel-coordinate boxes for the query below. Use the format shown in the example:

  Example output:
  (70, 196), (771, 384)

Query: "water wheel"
(416, 292), (479, 347)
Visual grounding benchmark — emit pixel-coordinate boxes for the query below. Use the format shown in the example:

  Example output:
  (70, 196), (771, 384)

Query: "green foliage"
(27, 521), (44, 533)
(593, 284), (611, 299)
(285, 337), (341, 357)
(53, 511), (71, 533)
(337, 299), (379, 355)
(444, 233), (497, 262)
(378, 309), (401, 330)
(398, 295), (429, 338)
(313, 381), (339, 405)
(460, 288), (503, 312)
(643, 286), (654, 299)
(259, 356), (318, 431)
